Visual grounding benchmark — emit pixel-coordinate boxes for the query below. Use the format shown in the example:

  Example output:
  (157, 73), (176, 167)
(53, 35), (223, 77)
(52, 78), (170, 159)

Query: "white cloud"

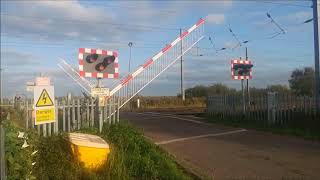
(224, 41), (238, 49)
(1, 50), (39, 66)
(1, 1), (119, 42)
(205, 14), (225, 24)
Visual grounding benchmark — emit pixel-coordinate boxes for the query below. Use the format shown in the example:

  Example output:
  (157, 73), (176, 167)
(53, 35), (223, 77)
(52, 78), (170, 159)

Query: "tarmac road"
(122, 112), (320, 180)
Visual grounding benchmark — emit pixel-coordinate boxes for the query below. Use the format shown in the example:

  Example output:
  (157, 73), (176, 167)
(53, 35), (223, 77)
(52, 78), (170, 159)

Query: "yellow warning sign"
(35, 108), (55, 125)
(36, 89), (54, 107)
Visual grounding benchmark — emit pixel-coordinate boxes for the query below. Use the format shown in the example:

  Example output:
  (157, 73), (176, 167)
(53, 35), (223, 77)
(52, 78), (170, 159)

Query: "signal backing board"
(33, 86), (55, 125)
(231, 60), (253, 80)
(78, 48), (119, 78)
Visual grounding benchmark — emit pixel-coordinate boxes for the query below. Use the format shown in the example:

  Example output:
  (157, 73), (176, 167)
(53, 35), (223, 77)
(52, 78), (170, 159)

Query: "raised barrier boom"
(107, 19), (205, 112)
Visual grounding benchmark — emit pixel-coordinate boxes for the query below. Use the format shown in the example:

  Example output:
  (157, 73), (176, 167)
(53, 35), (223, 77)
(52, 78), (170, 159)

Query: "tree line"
(179, 67), (316, 97)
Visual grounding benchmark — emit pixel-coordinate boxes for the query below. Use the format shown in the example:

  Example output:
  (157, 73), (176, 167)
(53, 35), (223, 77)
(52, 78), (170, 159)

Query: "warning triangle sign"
(36, 89), (54, 107)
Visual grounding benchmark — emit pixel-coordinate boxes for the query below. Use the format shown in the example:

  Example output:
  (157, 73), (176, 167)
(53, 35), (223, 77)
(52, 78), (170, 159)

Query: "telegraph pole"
(180, 28), (185, 101)
(313, 0), (320, 113)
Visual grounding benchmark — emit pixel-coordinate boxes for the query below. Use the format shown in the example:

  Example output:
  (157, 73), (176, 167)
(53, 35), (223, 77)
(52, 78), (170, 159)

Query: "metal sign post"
(231, 59), (254, 114)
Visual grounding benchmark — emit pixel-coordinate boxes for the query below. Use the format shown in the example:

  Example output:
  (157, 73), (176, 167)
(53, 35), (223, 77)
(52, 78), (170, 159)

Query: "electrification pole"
(180, 28), (185, 101)
(246, 47), (250, 106)
(313, 0), (320, 113)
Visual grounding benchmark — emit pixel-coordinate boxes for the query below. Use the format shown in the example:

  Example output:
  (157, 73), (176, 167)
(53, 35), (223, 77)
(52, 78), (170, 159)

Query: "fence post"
(112, 98), (116, 123)
(43, 124), (47, 137)
(67, 98), (71, 132)
(77, 99), (81, 130)
(48, 123), (52, 136)
(54, 100), (58, 134)
(99, 103), (103, 133)
(108, 99), (112, 124)
(117, 97), (120, 122)
(25, 99), (28, 129)
(86, 100), (89, 128)
(91, 98), (94, 127)
(72, 99), (75, 131)
(62, 101), (66, 132)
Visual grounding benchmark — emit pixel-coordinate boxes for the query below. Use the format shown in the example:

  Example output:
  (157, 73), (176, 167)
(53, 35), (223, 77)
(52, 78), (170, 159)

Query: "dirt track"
(122, 112), (320, 180)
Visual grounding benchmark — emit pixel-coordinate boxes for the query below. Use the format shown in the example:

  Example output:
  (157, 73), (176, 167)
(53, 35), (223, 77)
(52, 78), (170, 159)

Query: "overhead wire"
(255, 1), (312, 8)
(0, 13), (181, 31)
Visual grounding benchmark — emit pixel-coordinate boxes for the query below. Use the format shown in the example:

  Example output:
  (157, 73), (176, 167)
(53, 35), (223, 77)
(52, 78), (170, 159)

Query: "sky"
(0, 0), (317, 97)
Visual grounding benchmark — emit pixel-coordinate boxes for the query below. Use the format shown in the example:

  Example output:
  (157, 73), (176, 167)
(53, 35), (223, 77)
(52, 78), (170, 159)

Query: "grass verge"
(3, 120), (193, 180)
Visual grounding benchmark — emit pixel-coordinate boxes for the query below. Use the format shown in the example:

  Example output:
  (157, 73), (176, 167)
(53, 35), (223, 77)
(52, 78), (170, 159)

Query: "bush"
(3, 121), (38, 180)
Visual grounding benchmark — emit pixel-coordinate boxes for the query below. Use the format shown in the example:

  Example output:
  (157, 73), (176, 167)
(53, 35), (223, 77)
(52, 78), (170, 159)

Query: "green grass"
(3, 120), (193, 180)
(97, 122), (193, 180)
(205, 115), (320, 141)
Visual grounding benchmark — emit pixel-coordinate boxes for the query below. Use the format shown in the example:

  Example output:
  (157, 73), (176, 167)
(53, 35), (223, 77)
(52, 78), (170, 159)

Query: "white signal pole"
(313, 0), (320, 113)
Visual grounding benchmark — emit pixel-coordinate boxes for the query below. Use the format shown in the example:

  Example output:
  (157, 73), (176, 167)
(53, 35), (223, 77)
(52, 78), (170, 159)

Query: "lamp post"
(128, 42), (133, 73)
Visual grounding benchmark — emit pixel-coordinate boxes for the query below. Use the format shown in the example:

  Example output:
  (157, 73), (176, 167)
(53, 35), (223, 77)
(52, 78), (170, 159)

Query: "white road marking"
(145, 112), (205, 120)
(155, 129), (247, 145)
(137, 112), (208, 125)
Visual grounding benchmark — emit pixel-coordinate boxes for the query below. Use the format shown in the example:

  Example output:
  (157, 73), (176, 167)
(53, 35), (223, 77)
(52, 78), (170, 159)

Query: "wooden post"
(67, 99), (71, 132)
(25, 99), (28, 129)
(62, 101), (66, 132)
(48, 123), (51, 136)
(113, 101), (116, 123)
(108, 99), (112, 124)
(72, 99), (75, 131)
(117, 97), (120, 122)
(54, 101), (58, 134)
(77, 99), (81, 130)
(43, 124), (47, 137)
(91, 98), (94, 127)
(86, 100), (89, 127)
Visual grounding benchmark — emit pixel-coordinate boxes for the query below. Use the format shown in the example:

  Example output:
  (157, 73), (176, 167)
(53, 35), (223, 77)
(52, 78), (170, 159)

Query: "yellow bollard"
(68, 133), (110, 169)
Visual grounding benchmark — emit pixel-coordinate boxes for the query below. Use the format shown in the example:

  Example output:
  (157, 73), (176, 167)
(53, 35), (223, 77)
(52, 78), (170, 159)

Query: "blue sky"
(0, 0), (316, 97)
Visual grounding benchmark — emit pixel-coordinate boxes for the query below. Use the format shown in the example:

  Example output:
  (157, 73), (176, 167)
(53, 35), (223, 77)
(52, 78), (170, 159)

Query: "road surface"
(122, 112), (320, 179)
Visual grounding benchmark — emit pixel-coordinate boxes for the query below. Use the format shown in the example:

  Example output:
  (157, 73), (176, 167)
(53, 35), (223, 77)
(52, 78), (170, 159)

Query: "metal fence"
(13, 96), (120, 136)
(206, 93), (319, 129)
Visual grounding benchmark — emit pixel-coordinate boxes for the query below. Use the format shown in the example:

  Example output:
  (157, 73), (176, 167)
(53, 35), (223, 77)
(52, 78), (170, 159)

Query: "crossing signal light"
(95, 55), (116, 72)
(232, 64), (253, 76)
(231, 60), (253, 80)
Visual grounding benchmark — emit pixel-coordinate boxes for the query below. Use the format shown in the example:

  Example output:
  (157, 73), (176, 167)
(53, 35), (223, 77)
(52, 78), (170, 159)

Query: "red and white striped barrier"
(110, 19), (205, 96)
